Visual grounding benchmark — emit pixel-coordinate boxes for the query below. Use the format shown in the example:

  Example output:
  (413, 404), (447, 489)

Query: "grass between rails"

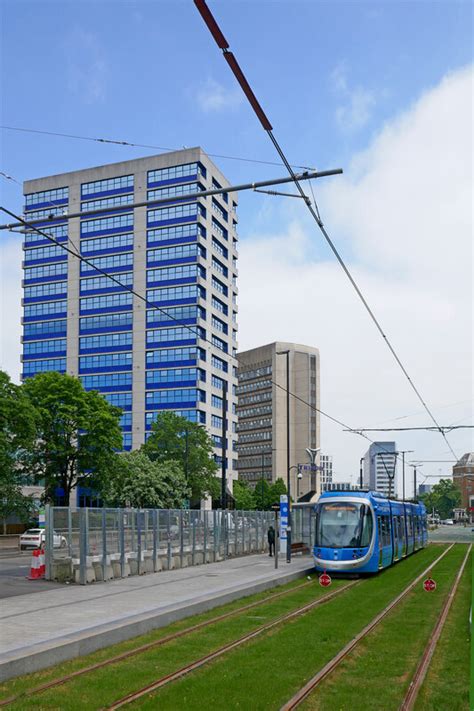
(123, 546), (448, 710)
(299, 543), (468, 711)
(0, 573), (327, 708)
(414, 548), (471, 711)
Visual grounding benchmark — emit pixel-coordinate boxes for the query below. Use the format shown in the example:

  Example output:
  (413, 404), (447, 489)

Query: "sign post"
(279, 495), (288, 560)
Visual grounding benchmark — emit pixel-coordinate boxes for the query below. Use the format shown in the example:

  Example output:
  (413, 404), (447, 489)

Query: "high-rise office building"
(21, 149), (238, 503)
(320, 454), (333, 488)
(362, 442), (397, 497)
(236, 341), (320, 499)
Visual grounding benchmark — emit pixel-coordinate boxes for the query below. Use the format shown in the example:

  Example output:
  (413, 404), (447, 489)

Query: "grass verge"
(298, 542), (468, 711)
(120, 546), (448, 710)
(414, 547), (471, 711)
(0, 572), (325, 706)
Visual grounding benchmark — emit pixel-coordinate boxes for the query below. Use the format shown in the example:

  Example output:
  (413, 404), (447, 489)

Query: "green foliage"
(142, 411), (218, 502)
(22, 372), (123, 504)
(101, 451), (189, 509)
(0, 370), (37, 531)
(254, 479), (272, 510)
(269, 478), (287, 504)
(233, 477), (288, 511)
(232, 480), (256, 510)
(419, 478), (461, 519)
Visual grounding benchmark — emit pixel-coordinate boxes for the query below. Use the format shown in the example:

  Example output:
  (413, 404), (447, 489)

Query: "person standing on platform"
(267, 525), (275, 556)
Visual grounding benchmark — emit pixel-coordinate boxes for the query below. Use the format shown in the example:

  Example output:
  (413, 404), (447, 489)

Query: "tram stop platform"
(0, 552), (313, 682)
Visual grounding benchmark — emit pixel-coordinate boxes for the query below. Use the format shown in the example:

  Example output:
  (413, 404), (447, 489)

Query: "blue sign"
(280, 495), (288, 542)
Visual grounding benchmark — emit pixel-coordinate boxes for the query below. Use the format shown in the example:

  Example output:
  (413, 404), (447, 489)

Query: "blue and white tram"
(313, 490), (427, 574)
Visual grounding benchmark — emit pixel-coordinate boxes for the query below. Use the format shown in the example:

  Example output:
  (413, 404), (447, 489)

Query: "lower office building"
(236, 341), (320, 500)
(362, 442), (398, 497)
(21, 148), (239, 504)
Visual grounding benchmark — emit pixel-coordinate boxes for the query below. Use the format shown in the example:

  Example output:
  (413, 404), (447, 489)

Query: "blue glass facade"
(22, 150), (238, 490)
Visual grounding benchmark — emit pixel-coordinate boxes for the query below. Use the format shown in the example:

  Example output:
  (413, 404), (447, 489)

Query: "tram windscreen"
(316, 502), (373, 548)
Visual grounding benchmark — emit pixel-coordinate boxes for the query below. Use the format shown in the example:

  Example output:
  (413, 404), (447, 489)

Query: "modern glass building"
(362, 441), (398, 497)
(22, 149), (239, 503)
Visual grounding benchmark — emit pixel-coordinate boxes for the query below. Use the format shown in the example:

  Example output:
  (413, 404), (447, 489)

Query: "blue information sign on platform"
(280, 495), (288, 544)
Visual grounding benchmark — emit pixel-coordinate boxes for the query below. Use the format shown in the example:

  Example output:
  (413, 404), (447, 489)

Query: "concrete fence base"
(51, 541), (268, 585)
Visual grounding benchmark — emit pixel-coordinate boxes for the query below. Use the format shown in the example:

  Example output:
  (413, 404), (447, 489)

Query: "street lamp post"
(359, 457), (365, 489)
(276, 349), (292, 563)
(398, 450), (414, 502)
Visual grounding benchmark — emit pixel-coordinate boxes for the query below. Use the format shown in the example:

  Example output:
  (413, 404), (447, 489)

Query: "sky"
(1, 0), (472, 491)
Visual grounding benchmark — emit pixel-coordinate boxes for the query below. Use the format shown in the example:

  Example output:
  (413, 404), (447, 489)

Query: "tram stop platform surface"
(0, 552), (313, 682)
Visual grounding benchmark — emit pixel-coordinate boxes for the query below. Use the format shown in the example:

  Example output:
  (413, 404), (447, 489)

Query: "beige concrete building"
(236, 342), (320, 500)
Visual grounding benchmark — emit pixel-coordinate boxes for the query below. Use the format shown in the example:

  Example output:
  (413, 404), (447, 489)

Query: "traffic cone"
(27, 549), (42, 580)
(38, 549), (45, 578)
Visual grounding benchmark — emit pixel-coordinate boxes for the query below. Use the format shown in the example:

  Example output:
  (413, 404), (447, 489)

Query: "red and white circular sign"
(319, 572), (332, 587)
(423, 578), (436, 592)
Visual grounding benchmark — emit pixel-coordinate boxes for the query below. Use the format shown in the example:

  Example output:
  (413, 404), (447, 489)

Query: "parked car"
(20, 529), (67, 551)
(441, 519), (454, 526)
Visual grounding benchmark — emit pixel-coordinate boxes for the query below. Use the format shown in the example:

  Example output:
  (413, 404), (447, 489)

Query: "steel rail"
(399, 543), (472, 711)
(105, 581), (359, 710)
(279, 543), (455, 710)
(0, 575), (317, 707)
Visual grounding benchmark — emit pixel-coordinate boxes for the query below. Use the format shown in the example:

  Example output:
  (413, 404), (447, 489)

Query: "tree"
(142, 412), (219, 502)
(233, 480), (256, 511)
(101, 451), (189, 509)
(254, 479), (272, 510)
(22, 372), (123, 504)
(0, 371), (37, 532)
(419, 479), (461, 519)
(269, 478), (287, 505)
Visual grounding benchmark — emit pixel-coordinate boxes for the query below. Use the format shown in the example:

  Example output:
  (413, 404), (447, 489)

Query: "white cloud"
(330, 63), (376, 131)
(64, 29), (108, 104)
(238, 65), (473, 485)
(196, 78), (243, 113)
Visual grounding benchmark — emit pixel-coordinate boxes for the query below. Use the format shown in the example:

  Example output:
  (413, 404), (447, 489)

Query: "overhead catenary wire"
(0, 124), (315, 172)
(193, 0), (459, 462)
(1, 205), (393, 460)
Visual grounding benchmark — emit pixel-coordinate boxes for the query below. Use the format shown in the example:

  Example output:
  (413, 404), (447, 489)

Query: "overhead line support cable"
(2, 204), (377, 452)
(0, 125), (315, 171)
(193, 0), (458, 461)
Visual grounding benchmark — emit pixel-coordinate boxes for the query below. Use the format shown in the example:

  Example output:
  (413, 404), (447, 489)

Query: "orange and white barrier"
(27, 549), (45, 580)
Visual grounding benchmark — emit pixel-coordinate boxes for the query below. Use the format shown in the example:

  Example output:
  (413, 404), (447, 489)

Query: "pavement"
(0, 554), (63, 599)
(0, 552), (313, 682)
(428, 525), (474, 543)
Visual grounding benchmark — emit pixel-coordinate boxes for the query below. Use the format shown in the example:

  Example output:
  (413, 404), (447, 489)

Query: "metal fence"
(45, 507), (275, 585)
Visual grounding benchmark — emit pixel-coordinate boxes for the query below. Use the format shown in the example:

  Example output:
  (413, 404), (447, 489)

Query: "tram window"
(380, 516), (391, 547)
(360, 507), (373, 547)
(377, 518), (383, 548)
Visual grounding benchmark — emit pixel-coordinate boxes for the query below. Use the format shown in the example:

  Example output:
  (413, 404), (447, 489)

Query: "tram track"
(105, 580), (358, 710)
(399, 543), (472, 711)
(279, 543), (455, 711)
(0, 574), (318, 707)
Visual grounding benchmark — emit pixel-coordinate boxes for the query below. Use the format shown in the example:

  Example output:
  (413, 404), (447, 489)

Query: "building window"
(24, 263), (67, 281)
(23, 358), (66, 376)
(25, 187), (68, 208)
(80, 214), (133, 235)
(81, 175), (134, 198)
(80, 253), (133, 274)
(147, 162), (205, 185)
(80, 292), (133, 313)
(24, 281), (67, 300)
(81, 194), (134, 212)
(80, 312), (132, 332)
(79, 332), (133, 352)
(81, 233), (134, 254)
(80, 273), (133, 293)
(211, 354), (228, 372)
(24, 245), (66, 262)
(147, 182), (204, 202)
(81, 372), (132, 389)
(147, 285), (203, 304)
(147, 223), (204, 246)
(79, 352), (133, 372)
